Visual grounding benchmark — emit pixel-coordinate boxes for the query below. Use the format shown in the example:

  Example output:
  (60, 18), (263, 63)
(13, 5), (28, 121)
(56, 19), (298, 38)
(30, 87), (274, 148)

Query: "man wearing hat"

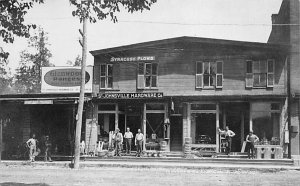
(113, 128), (123, 157)
(246, 130), (259, 159)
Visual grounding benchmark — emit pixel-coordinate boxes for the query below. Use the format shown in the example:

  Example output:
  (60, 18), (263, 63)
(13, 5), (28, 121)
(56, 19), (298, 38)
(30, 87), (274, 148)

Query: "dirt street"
(0, 166), (300, 186)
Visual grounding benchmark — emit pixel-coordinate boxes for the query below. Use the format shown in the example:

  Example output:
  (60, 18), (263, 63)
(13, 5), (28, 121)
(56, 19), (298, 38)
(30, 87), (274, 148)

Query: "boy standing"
(26, 134), (38, 162)
(246, 131), (259, 159)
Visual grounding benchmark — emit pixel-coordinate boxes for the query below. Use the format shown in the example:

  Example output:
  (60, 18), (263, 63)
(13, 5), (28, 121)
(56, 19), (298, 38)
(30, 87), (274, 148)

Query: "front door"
(170, 116), (183, 151)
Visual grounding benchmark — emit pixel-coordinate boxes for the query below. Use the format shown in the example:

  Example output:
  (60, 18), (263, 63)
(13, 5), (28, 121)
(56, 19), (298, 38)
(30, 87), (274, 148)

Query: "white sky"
(2, 0), (282, 71)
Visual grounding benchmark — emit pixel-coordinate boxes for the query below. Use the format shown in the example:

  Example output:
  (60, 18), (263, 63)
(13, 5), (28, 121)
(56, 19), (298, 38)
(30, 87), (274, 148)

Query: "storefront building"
(89, 36), (289, 155)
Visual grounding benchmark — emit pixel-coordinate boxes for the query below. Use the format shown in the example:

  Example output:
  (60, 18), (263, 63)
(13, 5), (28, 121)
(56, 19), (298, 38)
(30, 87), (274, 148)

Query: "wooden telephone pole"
(73, 12), (87, 169)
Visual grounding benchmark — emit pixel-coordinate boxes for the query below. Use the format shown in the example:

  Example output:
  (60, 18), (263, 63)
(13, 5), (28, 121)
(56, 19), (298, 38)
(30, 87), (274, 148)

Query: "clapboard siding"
(93, 42), (287, 97)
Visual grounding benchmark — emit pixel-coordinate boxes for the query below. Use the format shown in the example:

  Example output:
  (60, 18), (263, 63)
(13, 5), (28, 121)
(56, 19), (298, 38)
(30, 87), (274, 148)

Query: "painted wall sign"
(41, 66), (93, 93)
(24, 100), (53, 104)
(110, 56), (155, 62)
(98, 92), (163, 99)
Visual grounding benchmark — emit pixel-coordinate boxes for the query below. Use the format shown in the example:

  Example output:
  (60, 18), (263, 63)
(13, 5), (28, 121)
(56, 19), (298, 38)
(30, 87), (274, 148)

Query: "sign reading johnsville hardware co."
(99, 93), (163, 99)
(41, 66), (93, 93)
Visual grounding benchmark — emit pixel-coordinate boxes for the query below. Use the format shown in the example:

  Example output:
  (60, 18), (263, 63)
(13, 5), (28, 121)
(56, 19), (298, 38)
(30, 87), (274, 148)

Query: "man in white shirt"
(218, 126), (235, 155)
(124, 127), (133, 155)
(26, 134), (38, 162)
(135, 129), (144, 157)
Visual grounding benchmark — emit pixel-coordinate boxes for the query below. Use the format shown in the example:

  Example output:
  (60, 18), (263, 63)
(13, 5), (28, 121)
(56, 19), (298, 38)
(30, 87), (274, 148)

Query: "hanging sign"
(98, 92), (163, 99)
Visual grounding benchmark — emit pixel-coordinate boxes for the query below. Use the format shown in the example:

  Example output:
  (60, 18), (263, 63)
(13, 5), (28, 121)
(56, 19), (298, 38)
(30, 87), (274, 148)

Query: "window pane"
(98, 104), (115, 111)
(260, 61), (267, 73)
(138, 63), (144, 75)
(268, 60), (274, 73)
(100, 77), (106, 88)
(204, 62), (209, 74)
(271, 103), (280, 110)
(107, 65), (113, 76)
(145, 63), (151, 75)
(197, 62), (203, 74)
(146, 104), (164, 110)
(204, 74), (210, 86)
(145, 76), (151, 87)
(253, 74), (260, 87)
(246, 61), (252, 73)
(210, 74), (216, 86)
(152, 76), (157, 87)
(260, 74), (267, 87)
(100, 65), (106, 76)
(152, 63), (158, 75)
(210, 62), (216, 75)
(107, 77), (113, 88)
(253, 61), (260, 73)
(217, 61), (223, 74)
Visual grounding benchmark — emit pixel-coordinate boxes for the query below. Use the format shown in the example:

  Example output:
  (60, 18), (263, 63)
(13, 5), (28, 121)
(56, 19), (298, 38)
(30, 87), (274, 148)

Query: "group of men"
(112, 127), (144, 157)
(218, 126), (259, 159)
(26, 134), (52, 162)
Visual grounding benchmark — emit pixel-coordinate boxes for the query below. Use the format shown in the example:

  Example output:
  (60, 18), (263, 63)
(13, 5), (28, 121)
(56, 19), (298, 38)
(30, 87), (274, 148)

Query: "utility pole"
(0, 119), (2, 162)
(73, 10), (87, 169)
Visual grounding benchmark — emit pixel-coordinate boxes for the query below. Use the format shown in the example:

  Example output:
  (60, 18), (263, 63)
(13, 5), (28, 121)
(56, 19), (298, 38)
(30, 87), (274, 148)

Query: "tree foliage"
(67, 55), (82, 66)
(0, 0), (44, 59)
(15, 27), (53, 93)
(0, 49), (13, 94)
(70, 0), (157, 22)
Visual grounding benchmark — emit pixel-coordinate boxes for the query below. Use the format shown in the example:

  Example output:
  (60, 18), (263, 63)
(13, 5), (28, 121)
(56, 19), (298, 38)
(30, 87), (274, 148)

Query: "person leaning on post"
(135, 129), (144, 157)
(218, 126), (235, 155)
(124, 127), (133, 155)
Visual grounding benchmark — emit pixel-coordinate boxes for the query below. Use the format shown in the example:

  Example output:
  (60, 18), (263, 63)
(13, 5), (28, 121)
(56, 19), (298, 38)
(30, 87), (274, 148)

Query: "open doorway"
(191, 113), (216, 144)
(170, 116), (182, 151)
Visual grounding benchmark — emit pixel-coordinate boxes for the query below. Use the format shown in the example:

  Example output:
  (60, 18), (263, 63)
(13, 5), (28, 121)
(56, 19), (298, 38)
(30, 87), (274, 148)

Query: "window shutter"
(246, 60), (253, 88)
(112, 63), (119, 89)
(216, 61), (223, 88)
(267, 59), (274, 87)
(137, 63), (145, 89)
(196, 62), (203, 88)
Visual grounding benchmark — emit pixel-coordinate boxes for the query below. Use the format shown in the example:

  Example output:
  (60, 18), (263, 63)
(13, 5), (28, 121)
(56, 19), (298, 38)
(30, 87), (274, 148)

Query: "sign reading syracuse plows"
(41, 66), (93, 93)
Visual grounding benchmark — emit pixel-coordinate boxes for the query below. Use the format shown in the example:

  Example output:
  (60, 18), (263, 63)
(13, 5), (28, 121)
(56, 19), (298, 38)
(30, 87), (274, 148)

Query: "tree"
(0, 48), (13, 94)
(70, 0), (157, 169)
(14, 27), (53, 94)
(0, 0), (44, 60)
(67, 55), (82, 66)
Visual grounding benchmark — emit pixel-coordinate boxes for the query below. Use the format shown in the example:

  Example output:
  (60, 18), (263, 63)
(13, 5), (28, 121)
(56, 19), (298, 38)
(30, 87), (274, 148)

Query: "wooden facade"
(90, 37), (289, 154)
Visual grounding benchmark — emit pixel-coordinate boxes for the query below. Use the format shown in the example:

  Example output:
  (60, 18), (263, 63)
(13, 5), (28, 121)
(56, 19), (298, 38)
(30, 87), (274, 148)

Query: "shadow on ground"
(0, 183), (50, 186)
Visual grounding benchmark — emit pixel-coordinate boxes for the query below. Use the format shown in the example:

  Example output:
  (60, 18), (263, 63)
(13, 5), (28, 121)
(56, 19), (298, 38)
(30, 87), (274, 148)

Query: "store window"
(191, 103), (217, 144)
(100, 64), (113, 89)
(137, 62), (158, 89)
(246, 59), (274, 88)
(196, 61), (223, 89)
(252, 102), (280, 144)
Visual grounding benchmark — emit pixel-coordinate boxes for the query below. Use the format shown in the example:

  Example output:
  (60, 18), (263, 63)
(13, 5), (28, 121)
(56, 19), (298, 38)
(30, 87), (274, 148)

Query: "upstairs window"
(100, 64), (113, 89)
(246, 60), (274, 88)
(137, 62), (158, 89)
(196, 61), (223, 89)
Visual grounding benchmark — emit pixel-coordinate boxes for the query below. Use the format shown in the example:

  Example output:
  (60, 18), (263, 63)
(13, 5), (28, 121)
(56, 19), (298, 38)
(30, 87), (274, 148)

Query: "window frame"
(137, 62), (158, 90)
(100, 63), (113, 90)
(196, 61), (223, 89)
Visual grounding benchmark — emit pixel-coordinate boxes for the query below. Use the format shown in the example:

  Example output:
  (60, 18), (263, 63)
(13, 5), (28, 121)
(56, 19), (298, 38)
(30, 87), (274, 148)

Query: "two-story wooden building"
(88, 36), (288, 154)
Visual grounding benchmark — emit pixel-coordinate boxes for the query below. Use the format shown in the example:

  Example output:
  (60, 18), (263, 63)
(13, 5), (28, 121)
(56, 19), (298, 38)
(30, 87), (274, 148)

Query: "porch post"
(143, 103), (146, 151)
(249, 102), (253, 131)
(241, 112), (245, 147)
(216, 103), (220, 152)
(223, 110), (226, 129)
(187, 103), (191, 138)
(115, 104), (119, 130)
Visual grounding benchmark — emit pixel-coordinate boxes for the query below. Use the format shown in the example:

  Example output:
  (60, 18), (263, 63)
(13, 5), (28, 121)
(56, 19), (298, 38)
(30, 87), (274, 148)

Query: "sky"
(2, 0), (283, 71)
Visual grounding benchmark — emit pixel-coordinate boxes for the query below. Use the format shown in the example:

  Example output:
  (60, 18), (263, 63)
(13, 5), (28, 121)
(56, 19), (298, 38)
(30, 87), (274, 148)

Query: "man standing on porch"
(246, 131), (259, 159)
(135, 129), (144, 157)
(114, 128), (123, 157)
(218, 126), (235, 155)
(124, 127), (133, 155)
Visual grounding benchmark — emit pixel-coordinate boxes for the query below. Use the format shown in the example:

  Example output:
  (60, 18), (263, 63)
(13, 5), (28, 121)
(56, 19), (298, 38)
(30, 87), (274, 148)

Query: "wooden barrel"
(160, 141), (167, 151)
(184, 137), (192, 155)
